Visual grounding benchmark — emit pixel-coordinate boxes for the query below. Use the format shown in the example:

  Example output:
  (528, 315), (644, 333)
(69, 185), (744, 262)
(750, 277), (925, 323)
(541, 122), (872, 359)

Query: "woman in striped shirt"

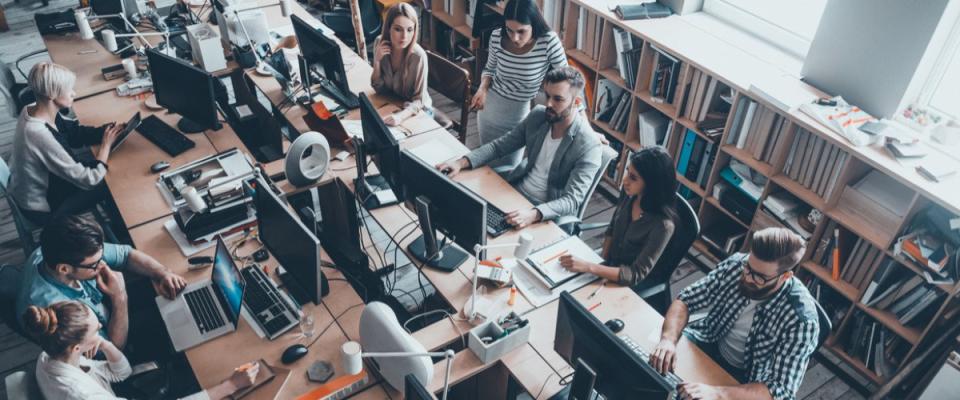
(472, 0), (568, 170)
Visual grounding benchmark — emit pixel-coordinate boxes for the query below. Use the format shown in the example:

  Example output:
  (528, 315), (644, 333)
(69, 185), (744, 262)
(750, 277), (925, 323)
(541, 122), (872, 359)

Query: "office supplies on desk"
(468, 312), (531, 363)
(284, 132), (330, 187)
(101, 63), (127, 80)
(229, 360), (278, 400)
(157, 148), (255, 208)
(524, 236), (602, 289)
(241, 264), (300, 339)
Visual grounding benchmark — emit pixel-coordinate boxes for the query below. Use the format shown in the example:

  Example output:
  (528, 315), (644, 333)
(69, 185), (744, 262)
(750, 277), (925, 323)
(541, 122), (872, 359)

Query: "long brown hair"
(22, 301), (92, 357)
(382, 3), (419, 58)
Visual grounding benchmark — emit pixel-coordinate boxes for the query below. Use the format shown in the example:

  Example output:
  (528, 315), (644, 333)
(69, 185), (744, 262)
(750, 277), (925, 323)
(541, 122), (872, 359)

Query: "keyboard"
(318, 78), (360, 109)
(486, 204), (512, 237)
(184, 288), (225, 334)
(136, 115), (195, 156)
(620, 335), (683, 390)
(241, 265), (299, 339)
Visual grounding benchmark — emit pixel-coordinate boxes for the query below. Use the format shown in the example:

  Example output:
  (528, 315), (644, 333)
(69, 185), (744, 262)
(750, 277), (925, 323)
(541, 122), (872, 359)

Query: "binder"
(676, 129), (697, 175)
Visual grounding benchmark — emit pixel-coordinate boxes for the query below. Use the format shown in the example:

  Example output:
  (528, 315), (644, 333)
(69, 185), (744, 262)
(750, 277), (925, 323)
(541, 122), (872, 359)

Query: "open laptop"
(156, 237), (245, 352)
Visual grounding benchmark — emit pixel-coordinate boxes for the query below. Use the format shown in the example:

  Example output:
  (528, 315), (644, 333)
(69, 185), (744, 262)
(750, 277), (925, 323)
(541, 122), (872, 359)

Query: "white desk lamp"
(75, 8), (168, 52)
(227, 0), (292, 64)
(341, 342), (455, 400)
(466, 232), (534, 323)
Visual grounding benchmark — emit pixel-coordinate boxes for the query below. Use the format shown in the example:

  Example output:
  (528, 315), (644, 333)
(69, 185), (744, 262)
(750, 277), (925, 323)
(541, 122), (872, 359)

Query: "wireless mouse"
(150, 161), (170, 173)
(281, 344), (309, 364)
(604, 318), (625, 334)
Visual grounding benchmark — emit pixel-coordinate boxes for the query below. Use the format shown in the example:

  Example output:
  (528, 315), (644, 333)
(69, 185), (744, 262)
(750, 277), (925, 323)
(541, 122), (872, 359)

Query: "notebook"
(524, 236), (603, 289)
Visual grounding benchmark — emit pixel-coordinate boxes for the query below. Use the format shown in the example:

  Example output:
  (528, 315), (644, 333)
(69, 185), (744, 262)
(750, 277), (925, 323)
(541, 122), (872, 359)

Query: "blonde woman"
(7, 62), (124, 225)
(370, 2), (432, 126)
(24, 301), (258, 400)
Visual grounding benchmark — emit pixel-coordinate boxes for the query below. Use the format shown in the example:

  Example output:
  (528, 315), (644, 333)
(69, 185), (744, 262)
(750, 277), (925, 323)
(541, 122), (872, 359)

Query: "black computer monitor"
(212, 237), (245, 330)
(315, 178), (364, 261)
(404, 374), (434, 400)
(91, 0), (123, 16)
(254, 177), (328, 304)
(353, 93), (401, 209)
(146, 47), (222, 134)
(554, 292), (674, 399)
(239, 74), (291, 162)
(399, 150), (486, 271)
(291, 14), (351, 97)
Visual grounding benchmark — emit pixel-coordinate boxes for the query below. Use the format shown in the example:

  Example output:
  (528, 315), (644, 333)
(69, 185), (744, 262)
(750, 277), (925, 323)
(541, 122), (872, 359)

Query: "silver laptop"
(156, 238), (245, 352)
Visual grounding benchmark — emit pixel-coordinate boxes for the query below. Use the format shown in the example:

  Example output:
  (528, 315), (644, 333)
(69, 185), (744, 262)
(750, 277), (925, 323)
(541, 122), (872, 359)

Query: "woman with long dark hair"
(561, 147), (678, 286)
(471, 0), (568, 170)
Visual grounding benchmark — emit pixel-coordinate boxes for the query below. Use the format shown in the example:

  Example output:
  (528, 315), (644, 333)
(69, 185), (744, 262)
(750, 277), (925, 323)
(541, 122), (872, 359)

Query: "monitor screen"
(212, 238), (245, 328)
(399, 150), (486, 260)
(555, 292), (674, 399)
(359, 93), (402, 195)
(291, 14), (349, 92)
(146, 47), (220, 132)
(316, 178), (364, 259)
(254, 178), (324, 303)
(91, 0), (123, 15)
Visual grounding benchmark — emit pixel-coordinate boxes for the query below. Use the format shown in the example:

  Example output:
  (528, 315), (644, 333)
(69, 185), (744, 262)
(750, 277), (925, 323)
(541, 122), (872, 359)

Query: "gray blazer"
(465, 106), (602, 221)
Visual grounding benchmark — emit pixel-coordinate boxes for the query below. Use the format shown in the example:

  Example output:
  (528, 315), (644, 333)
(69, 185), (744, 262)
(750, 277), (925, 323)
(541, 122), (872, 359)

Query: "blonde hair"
(28, 62), (76, 102)
(749, 227), (806, 273)
(22, 301), (91, 357)
(383, 3), (419, 57)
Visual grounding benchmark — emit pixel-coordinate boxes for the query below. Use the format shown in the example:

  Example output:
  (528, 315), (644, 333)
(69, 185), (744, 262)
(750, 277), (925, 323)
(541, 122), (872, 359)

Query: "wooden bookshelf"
(824, 343), (884, 385)
(801, 261), (860, 302)
(855, 303), (922, 345)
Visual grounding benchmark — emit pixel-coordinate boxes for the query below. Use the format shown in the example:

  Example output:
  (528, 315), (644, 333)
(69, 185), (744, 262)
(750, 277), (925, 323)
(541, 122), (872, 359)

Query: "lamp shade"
(514, 232), (534, 259)
(341, 341), (363, 375)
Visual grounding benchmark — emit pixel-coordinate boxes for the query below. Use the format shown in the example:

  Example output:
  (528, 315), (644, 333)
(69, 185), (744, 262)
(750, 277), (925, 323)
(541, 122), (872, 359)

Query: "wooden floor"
(0, 2), (863, 398)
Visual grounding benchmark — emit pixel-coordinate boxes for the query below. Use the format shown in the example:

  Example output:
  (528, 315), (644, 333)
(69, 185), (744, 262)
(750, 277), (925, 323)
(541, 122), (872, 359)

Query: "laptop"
(156, 237), (246, 352)
(110, 111), (142, 151)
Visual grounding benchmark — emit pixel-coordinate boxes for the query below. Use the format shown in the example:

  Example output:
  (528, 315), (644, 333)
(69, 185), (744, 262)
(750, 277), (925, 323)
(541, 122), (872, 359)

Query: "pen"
(542, 249), (569, 264)
(587, 302), (602, 312)
(587, 280), (606, 299)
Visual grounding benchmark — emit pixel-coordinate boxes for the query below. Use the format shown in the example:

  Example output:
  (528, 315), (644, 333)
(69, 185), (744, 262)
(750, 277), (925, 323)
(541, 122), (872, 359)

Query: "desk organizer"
(467, 312), (531, 364)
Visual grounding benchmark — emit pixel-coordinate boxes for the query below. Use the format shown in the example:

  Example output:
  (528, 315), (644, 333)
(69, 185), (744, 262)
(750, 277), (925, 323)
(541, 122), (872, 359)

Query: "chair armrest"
(634, 282), (668, 299)
(578, 222), (610, 232)
(555, 215), (580, 228)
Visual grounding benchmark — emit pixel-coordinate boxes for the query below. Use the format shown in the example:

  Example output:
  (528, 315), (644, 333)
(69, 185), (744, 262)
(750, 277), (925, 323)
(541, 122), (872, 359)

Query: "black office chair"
(320, 0), (382, 53)
(814, 300), (832, 350)
(632, 193), (700, 314)
(0, 264), (31, 342)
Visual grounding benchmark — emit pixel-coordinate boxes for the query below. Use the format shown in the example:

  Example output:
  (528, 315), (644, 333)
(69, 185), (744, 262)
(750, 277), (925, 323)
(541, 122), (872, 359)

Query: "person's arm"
(92, 340), (133, 383)
(395, 50), (430, 119)
(471, 31), (499, 110)
(193, 363), (259, 400)
(677, 382), (773, 400)
(613, 220), (675, 286)
(29, 126), (107, 189)
(97, 268), (129, 349)
(738, 318), (818, 400)
(56, 114), (107, 147)
(370, 37), (388, 94)
(534, 140), (602, 221)
(120, 247), (186, 299)
(463, 108), (532, 168)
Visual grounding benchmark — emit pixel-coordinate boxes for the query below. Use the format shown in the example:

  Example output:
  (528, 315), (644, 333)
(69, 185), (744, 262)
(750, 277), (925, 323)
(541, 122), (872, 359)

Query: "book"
(612, 2), (673, 20)
(685, 137), (706, 181)
(823, 152), (848, 199)
(736, 101), (758, 149)
(524, 236), (603, 288)
(696, 142), (716, 187)
(782, 128), (801, 177)
(802, 136), (826, 189)
(789, 131), (810, 181)
(861, 258), (895, 304)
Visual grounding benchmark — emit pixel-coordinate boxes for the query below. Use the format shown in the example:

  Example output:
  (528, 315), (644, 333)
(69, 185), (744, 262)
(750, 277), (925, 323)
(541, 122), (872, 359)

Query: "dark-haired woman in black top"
(561, 147), (677, 286)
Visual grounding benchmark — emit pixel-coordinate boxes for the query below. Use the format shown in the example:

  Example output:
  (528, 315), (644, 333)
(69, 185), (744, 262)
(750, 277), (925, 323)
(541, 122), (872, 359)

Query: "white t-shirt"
(518, 133), (563, 203)
(719, 299), (760, 369)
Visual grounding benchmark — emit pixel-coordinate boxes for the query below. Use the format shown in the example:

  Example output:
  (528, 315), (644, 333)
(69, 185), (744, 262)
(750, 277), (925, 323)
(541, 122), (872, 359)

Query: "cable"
(305, 303), (365, 349)
(557, 371), (575, 386)
(532, 371), (559, 400)
(402, 309), (467, 349)
(384, 220), (419, 293)
(389, 287), (421, 310)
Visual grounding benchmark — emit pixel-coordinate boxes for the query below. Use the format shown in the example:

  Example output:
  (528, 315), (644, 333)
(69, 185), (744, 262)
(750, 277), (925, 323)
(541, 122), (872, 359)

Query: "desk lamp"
(75, 8), (169, 53)
(466, 232), (534, 323)
(341, 342), (454, 400)
(213, 0), (292, 65)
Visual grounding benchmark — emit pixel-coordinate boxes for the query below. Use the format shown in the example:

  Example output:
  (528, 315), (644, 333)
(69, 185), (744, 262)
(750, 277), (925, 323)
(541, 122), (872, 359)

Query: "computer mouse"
(281, 344), (309, 364)
(150, 161), (170, 173)
(440, 167), (453, 175)
(604, 318), (625, 334)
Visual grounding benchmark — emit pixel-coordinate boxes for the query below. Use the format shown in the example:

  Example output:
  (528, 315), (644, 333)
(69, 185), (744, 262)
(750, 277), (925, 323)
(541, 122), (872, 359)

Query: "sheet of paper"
(511, 260), (598, 307)
(408, 141), (469, 167)
(340, 119), (405, 141)
(525, 236), (604, 286)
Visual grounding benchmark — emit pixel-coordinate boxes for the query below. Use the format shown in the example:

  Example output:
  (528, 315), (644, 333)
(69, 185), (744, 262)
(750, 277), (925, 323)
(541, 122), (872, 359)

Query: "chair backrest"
(0, 264), (31, 342)
(644, 193), (700, 286)
(814, 300), (832, 349)
(575, 145), (618, 223)
(4, 370), (43, 400)
(0, 61), (19, 119)
(0, 157), (39, 256)
(425, 50), (471, 141)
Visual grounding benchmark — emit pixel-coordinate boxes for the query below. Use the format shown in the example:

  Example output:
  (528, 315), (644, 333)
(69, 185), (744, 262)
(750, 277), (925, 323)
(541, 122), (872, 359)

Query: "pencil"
(831, 228), (840, 281)
(587, 302), (602, 312)
(542, 250), (569, 264)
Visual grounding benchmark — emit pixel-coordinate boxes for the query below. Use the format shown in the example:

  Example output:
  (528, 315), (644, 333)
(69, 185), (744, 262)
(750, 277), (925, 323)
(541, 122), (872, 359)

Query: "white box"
(467, 312), (531, 364)
(187, 24), (227, 73)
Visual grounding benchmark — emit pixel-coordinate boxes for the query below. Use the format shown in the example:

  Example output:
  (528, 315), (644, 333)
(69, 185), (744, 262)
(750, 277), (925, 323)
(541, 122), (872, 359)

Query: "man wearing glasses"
(650, 227), (819, 400)
(16, 215), (186, 352)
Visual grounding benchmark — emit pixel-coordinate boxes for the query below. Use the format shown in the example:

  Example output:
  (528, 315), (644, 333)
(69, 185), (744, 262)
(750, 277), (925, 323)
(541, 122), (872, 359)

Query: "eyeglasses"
(741, 260), (782, 285)
(73, 255), (104, 270)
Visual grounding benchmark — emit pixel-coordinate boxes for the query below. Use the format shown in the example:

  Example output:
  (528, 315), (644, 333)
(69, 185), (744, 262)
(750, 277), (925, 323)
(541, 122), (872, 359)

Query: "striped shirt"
(678, 253), (820, 400)
(482, 28), (568, 102)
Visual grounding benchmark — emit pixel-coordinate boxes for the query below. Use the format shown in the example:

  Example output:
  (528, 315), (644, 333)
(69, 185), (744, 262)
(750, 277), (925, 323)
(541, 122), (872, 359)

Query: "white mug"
(122, 58), (137, 79)
(182, 186), (208, 213)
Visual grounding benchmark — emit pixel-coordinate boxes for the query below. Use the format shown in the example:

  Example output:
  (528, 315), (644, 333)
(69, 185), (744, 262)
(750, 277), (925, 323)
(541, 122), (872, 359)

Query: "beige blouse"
(370, 37), (432, 110)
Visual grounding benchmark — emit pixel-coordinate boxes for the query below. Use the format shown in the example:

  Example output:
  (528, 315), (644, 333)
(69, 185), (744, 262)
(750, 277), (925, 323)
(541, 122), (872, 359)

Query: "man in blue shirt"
(16, 215), (186, 350)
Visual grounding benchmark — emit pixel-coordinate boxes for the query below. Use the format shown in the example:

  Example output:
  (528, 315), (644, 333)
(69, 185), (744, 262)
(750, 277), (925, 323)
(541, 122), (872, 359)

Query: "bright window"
(919, 16), (960, 122)
(701, 0), (828, 58)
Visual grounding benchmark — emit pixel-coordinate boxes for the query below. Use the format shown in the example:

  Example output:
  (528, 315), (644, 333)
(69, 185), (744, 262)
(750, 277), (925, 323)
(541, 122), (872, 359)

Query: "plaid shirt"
(678, 253), (819, 400)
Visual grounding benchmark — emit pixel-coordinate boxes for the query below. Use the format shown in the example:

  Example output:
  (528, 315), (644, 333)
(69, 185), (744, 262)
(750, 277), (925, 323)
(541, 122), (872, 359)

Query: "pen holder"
(467, 312), (531, 364)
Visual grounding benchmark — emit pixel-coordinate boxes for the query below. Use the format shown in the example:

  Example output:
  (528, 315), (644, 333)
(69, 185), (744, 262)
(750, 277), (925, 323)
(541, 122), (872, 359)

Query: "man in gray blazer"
(438, 66), (602, 228)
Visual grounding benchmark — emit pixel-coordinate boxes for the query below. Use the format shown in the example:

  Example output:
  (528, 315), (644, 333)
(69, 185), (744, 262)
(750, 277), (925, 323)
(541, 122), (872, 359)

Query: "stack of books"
(894, 229), (958, 284)
(837, 237), (887, 291)
(681, 70), (732, 137)
(576, 8), (604, 61)
(843, 313), (904, 377)
(862, 270), (943, 328)
(700, 222), (746, 258)
(647, 44), (681, 104)
(811, 220), (839, 268)
(612, 27), (642, 88)
(726, 98), (791, 163)
(782, 128), (849, 199)
(761, 191), (812, 239)
(595, 78), (633, 133)
(676, 129), (716, 189)
(804, 277), (849, 329)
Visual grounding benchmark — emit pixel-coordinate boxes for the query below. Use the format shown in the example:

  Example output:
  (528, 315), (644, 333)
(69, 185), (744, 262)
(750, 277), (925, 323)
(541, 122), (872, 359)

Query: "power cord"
(402, 309), (467, 349)
(305, 302), (365, 349)
(533, 371), (559, 400)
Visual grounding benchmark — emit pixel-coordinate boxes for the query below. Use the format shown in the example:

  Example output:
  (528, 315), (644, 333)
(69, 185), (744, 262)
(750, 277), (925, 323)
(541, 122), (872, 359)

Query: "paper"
(511, 260), (598, 308)
(408, 141), (469, 167)
(311, 92), (340, 111)
(164, 218), (251, 256)
(525, 236), (604, 287)
(340, 119), (406, 141)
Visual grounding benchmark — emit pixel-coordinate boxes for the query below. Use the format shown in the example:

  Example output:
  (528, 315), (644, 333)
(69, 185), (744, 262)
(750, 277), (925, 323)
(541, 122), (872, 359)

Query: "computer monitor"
(212, 237), (245, 330)
(146, 47), (223, 134)
(404, 374), (434, 400)
(91, 0), (123, 16)
(315, 178), (364, 262)
(291, 14), (352, 100)
(253, 177), (328, 304)
(399, 150), (486, 271)
(554, 292), (675, 400)
(354, 92), (401, 209)
(239, 74), (291, 162)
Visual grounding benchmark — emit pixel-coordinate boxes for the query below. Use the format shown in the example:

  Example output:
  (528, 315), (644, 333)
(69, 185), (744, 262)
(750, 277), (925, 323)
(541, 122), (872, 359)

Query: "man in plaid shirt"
(651, 228), (820, 400)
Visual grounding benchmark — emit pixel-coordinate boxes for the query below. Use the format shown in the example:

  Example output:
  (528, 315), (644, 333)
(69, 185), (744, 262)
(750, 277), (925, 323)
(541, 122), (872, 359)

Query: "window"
(919, 14), (960, 122)
(702, 0), (828, 58)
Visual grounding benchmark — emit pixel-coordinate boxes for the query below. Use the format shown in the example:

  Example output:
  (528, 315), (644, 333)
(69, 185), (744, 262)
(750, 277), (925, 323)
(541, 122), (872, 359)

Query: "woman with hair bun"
(25, 301), (259, 399)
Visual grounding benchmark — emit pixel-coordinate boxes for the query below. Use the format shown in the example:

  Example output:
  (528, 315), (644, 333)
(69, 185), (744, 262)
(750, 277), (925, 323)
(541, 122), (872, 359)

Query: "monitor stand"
(355, 175), (398, 210)
(278, 267), (329, 305)
(177, 117), (220, 134)
(408, 235), (468, 272)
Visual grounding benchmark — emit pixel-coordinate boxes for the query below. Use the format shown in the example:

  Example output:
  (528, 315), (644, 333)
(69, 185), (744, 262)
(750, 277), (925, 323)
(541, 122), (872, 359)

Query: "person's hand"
(650, 338), (678, 375)
(559, 255), (592, 274)
(383, 113), (399, 126)
(228, 362), (260, 392)
(96, 267), (127, 302)
(595, 130), (609, 145)
(155, 271), (187, 300)
(435, 157), (468, 178)
(83, 335), (103, 359)
(373, 40), (391, 65)
(469, 87), (487, 111)
(677, 383), (723, 400)
(97, 123), (123, 162)
(505, 208), (540, 229)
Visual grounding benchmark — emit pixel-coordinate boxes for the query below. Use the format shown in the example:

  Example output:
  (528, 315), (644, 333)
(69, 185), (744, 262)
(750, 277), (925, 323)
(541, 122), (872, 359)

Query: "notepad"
(524, 236), (603, 288)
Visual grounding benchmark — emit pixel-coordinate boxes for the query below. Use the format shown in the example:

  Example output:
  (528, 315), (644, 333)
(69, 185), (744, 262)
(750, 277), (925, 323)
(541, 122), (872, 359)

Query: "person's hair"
(749, 228), (806, 273)
(382, 2), (419, 57)
(502, 0), (551, 39)
(628, 146), (677, 218)
(22, 301), (92, 357)
(40, 215), (104, 269)
(28, 62), (76, 102)
(543, 66), (585, 94)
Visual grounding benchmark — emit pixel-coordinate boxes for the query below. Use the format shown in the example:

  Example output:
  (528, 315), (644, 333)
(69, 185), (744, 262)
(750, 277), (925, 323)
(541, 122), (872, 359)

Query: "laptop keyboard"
(620, 335), (683, 390)
(486, 205), (512, 237)
(241, 266), (297, 337)
(184, 288), (225, 334)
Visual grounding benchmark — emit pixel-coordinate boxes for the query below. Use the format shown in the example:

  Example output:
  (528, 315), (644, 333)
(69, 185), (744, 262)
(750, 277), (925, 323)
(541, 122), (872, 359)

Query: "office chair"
(556, 145), (618, 235)
(0, 158), (40, 258)
(0, 49), (46, 116)
(814, 300), (832, 349)
(425, 50), (471, 143)
(633, 193), (699, 314)
(320, 0), (382, 53)
(4, 371), (42, 400)
(0, 264), (31, 340)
